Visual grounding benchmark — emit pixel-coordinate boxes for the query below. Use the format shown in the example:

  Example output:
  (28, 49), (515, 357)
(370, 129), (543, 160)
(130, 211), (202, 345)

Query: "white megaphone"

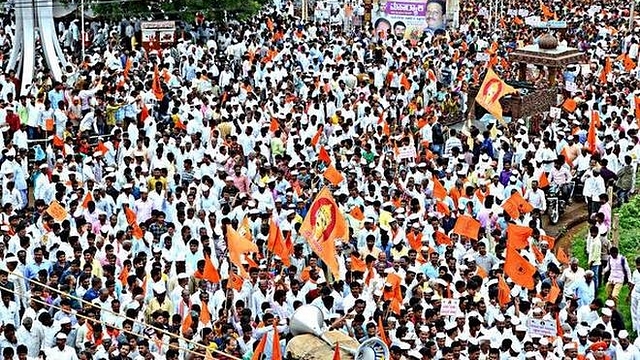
(290, 305), (390, 360)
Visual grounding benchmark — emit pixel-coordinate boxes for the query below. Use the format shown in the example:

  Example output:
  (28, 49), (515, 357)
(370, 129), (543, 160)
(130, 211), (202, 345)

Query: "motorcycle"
(547, 183), (573, 224)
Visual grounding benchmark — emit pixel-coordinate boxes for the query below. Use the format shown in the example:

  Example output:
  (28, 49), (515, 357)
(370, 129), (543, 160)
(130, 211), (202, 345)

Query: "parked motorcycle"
(547, 183), (574, 224)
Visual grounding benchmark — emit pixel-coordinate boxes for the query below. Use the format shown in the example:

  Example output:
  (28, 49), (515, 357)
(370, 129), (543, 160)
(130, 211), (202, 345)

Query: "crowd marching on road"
(0, 0), (638, 359)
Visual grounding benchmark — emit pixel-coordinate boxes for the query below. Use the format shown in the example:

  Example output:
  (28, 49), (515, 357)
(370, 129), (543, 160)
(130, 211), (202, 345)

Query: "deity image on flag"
(308, 197), (338, 244)
(479, 78), (503, 106)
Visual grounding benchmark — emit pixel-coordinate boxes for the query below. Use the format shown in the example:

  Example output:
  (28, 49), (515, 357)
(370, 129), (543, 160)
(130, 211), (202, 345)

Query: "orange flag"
(251, 334), (268, 360)
(435, 200), (450, 216)
(557, 247), (569, 264)
(228, 272), (244, 291)
(350, 254), (367, 272)
(299, 187), (349, 278)
(432, 176), (447, 200)
(123, 57), (133, 79)
(505, 246), (536, 289)
(378, 316), (390, 346)
(452, 215), (481, 240)
(226, 225), (259, 278)
(333, 342), (341, 360)
(434, 231), (452, 246)
(635, 97), (640, 123)
(181, 312), (193, 335)
(591, 111), (601, 128)
(514, 16), (524, 25)
(532, 245), (544, 263)
(561, 148), (573, 168)
(268, 219), (292, 266)
(318, 147), (331, 164)
(272, 328), (283, 360)
(81, 191), (93, 208)
(507, 224), (533, 250)
(400, 74), (411, 90)
(175, 118), (187, 131)
(152, 65), (164, 100)
(46, 201), (68, 222)
(587, 111), (597, 153)
(555, 312), (564, 336)
(350, 206), (364, 221)
(548, 280), (561, 303)
(200, 302), (211, 324)
(562, 98), (577, 113)
(599, 57), (612, 84)
(497, 275), (511, 306)
(96, 140), (109, 155)
(124, 207), (144, 239)
(474, 68), (517, 123)
(270, 118), (280, 132)
(311, 126), (323, 147)
(140, 101), (150, 122)
(202, 253), (221, 283)
(53, 135), (64, 148)
(238, 217), (253, 242)
(118, 266), (129, 286)
(538, 172), (550, 188)
(541, 235), (556, 249)
(323, 165), (344, 186)
(623, 55), (637, 71)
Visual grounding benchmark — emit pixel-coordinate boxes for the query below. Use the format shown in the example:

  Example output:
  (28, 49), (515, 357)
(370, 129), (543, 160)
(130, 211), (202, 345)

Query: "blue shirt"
(24, 261), (52, 288)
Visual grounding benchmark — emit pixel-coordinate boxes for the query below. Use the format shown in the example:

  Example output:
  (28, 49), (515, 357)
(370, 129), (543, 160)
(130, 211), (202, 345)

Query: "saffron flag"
(541, 235), (556, 249)
(272, 328), (283, 360)
(118, 266), (129, 286)
(81, 191), (93, 208)
(202, 253), (221, 283)
(400, 74), (411, 90)
(319, 147), (331, 164)
(46, 201), (68, 222)
(181, 312), (193, 335)
(350, 206), (364, 221)
(268, 219), (292, 266)
(497, 275), (511, 306)
(124, 207), (144, 239)
(505, 246), (536, 289)
(238, 217), (253, 242)
(152, 65), (164, 100)
(333, 342), (341, 360)
(270, 118), (280, 132)
(434, 231), (452, 246)
(226, 225), (259, 278)
(228, 271), (244, 291)
(557, 247), (569, 264)
(53, 135), (64, 148)
(507, 224), (533, 250)
(123, 57), (133, 79)
(350, 254), (367, 272)
(299, 187), (349, 278)
(251, 334), (268, 360)
(96, 140), (109, 156)
(452, 215), (481, 240)
(562, 98), (577, 113)
(140, 101), (150, 122)
(599, 57), (612, 84)
(548, 280), (561, 303)
(323, 165), (344, 186)
(432, 176), (447, 200)
(591, 110), (601, 128)
(474, 68), (517, 123)
(587, 111), (597, 153)
(311, 127), (323, 147)
(532, 245), (544, 263)
(378, 316), (390, 346)
(538, 172), (550, 188)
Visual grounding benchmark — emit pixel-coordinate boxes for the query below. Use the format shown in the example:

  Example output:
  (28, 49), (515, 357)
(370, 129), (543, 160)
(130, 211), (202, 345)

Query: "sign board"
(397, 145), (417, 160)
(441, 298), (460, 316)
(141, 21), (176, 51)
(475, 52), (490, 62)
(565, 82), (577, 93)
(524, 16), (541, 26)
(528, 318), (558, 337)
(531, 20), (567, 28)
(372, 0), (450, 40)
(549, 107), (561, 119)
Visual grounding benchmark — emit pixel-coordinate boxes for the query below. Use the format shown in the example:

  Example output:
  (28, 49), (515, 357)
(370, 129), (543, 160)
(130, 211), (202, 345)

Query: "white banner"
(441, 298), (460, 316)
(549, 107), (561, 119)
(528, 318), (558, 337)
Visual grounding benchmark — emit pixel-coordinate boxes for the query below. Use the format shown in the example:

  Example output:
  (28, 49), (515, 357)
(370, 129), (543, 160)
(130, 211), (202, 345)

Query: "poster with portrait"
(372, 0), (447, 40)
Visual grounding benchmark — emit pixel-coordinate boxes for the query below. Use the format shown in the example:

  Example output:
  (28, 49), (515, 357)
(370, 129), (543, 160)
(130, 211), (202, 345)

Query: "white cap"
(619, 330), (629, 339)
(605, 299), (615, 307)
(601, 308), (612, 317)
(152, 282), (166, 293)
(55, 332), (67, 340)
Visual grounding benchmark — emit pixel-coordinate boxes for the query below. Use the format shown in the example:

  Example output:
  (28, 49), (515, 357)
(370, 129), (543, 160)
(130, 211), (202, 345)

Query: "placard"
(397, 145), (417, 160)
(475, 52), (490, 62)
(528, 318), (557, 337)
(549, 107), (561, 119)
(565, 82), (577, 93)
(440, 298), (460, 316)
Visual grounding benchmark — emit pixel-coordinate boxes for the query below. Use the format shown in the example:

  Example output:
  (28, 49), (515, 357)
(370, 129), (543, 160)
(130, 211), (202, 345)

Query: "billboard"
(372, 0), (446, 39)
(141, 21), (177, 52)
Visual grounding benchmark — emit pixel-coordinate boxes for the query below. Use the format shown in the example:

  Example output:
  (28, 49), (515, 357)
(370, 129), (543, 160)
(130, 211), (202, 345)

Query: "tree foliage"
(91, 0), (266, 22)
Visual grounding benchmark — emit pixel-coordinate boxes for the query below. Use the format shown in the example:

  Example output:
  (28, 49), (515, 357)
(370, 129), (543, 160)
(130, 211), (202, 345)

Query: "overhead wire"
(5, 271), (244, 360)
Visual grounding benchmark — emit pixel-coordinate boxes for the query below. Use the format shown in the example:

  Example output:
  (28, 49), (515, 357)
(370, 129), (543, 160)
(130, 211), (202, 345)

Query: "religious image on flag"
(475, 68), (517, 122)
(299, 187), (349, 278)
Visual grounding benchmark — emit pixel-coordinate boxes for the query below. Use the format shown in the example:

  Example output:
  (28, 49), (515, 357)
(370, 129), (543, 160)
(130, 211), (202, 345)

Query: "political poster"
(528, 318), (557, 337)
(440, 298), (460, 316)
(372, 0), (448, 41)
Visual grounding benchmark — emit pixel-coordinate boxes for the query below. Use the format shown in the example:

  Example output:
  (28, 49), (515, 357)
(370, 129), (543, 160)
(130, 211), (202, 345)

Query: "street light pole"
(630, 0), (635, 31)
(81, 0), (85, 60)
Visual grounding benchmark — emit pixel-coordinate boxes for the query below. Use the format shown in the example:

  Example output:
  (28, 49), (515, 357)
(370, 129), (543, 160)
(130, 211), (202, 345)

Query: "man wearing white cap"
(615, 330), (639, 360)
(45, 332), (78, 360)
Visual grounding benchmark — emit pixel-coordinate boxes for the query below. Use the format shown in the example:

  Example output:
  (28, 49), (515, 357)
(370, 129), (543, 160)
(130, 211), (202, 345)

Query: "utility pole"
(81, 0), (86, 60)
(630, 0), (635, 31)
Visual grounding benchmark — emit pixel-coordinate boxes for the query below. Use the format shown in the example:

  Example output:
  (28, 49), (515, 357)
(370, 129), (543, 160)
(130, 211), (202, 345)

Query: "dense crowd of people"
(0, 0), (638, 359)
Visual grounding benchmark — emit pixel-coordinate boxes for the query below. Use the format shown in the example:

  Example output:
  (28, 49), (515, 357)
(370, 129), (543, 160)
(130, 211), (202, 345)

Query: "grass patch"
(568, 200), (639, 339)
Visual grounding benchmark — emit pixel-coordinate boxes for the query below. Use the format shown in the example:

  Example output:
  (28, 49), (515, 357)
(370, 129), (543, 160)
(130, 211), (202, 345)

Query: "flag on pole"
(475, 68), (517, 123)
